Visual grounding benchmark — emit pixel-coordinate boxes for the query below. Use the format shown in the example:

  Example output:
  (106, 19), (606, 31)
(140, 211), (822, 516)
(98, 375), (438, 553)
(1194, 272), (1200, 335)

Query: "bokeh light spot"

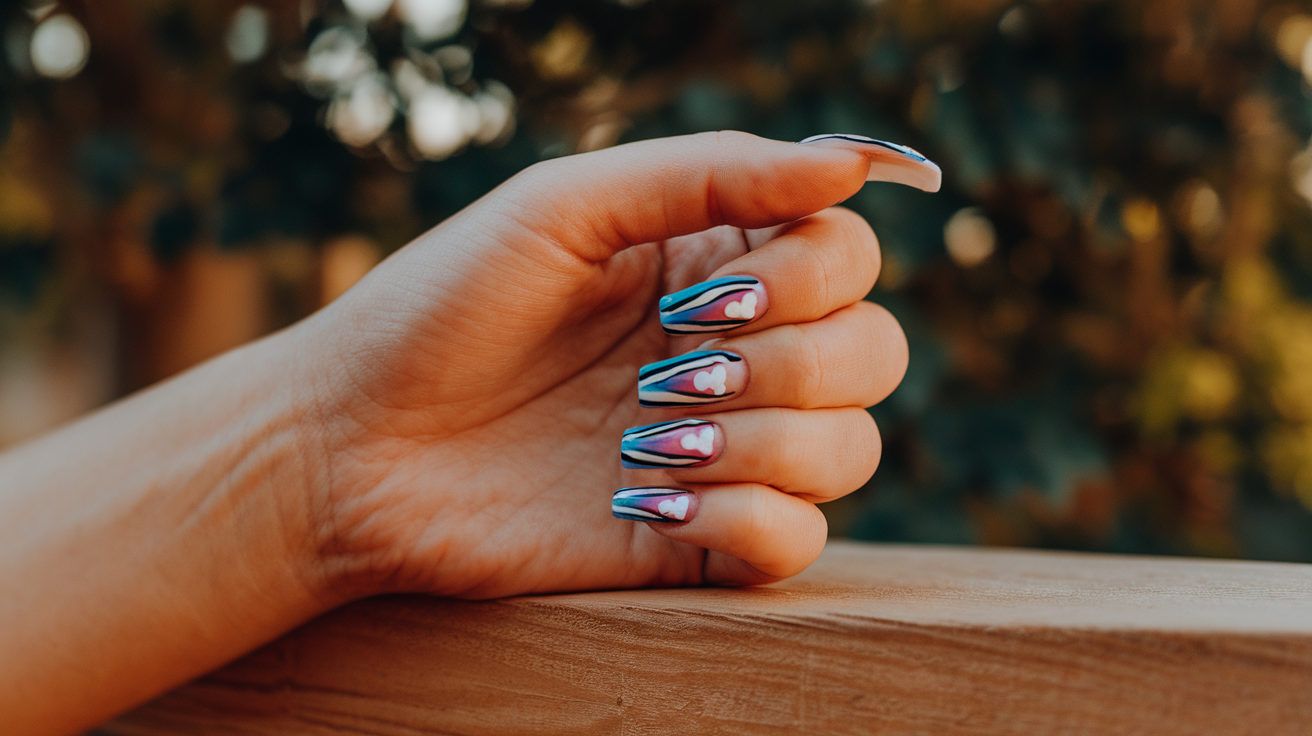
(30, 13), (88, 79)
(329, 73), (395, 147)
(472, 81), (515, 145)
(302, 27), (375, 97)
(408, 85), (475, 159)
(1178, 180), (1223, 239)
(398, 0), (466, 42)
(1181, 350), (1239, 421)
(226, 5), (270, 64)
(1121, 198), (1161, 243)
(1277, 14), (1312, 69)
(944, 207), (997, 267)
(531, 19), (592, 80)
(344, 0), (395, 22)
(998, 6), (1032, 42)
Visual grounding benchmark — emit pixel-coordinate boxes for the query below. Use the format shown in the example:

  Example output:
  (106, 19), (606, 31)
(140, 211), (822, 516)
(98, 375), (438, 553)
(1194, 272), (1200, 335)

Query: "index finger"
(503, 131), (941, 262)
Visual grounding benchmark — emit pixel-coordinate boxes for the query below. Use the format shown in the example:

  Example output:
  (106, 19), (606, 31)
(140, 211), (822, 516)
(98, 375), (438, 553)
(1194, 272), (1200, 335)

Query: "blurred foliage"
(5, 0), (1312, 560)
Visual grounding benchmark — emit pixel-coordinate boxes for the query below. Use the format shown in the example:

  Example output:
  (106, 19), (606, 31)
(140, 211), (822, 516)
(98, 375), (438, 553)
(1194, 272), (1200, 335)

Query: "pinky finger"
(614, 484), (828, 585)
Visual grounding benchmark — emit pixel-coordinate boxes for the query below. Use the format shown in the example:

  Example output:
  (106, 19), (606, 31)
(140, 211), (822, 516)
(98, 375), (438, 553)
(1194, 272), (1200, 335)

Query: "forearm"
(0, 326), (335, 735)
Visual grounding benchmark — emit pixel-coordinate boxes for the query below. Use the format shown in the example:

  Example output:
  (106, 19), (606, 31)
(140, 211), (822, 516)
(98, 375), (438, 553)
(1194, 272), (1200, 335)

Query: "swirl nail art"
(621, 418), (723, 469)
(638, 350), (746, 407)
(797, 133), (942, 192)
(612, 488), (698, 522)
(659, 276), (767, 335)
(799, 133), (929, 162)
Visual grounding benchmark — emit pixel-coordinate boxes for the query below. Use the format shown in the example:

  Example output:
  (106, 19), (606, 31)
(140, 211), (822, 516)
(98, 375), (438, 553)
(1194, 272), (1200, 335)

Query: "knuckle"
(712, 129), (756, 150)
(748, 415), (789, 477)
(819, 206), (880, 261)
(504, 162), (564, 209)
(511, 159), (555, 189)
(779, 409), (816, 463)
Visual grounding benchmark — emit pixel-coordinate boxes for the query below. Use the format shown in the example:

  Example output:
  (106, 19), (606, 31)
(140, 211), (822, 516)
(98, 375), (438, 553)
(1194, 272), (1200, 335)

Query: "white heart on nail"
(693, 365), (728, 395)
(722, 291), (757, 320)
(657, 495), (690, 520)
(680, 427), (716, 455)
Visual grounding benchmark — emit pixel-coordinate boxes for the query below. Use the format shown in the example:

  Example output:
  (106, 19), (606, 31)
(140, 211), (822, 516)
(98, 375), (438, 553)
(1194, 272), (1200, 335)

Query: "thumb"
(499, 130), (941, 262)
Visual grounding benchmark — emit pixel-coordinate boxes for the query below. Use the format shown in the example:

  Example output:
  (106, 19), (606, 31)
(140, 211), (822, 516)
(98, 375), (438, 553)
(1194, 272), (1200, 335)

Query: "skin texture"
(0, 131), (910, 734)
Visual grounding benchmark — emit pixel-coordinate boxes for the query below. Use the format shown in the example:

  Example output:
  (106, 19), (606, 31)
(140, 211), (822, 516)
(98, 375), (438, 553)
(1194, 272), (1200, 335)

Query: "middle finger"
(638, 300), (908, 412)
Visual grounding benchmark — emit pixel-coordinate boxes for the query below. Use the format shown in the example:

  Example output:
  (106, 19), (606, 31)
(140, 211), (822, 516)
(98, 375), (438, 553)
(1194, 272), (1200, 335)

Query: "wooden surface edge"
(102, 543), (1312, 735)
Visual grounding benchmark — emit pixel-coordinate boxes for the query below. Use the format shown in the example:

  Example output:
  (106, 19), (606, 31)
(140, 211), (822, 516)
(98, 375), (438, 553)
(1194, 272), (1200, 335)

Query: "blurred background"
(4, 0), (1312, 560)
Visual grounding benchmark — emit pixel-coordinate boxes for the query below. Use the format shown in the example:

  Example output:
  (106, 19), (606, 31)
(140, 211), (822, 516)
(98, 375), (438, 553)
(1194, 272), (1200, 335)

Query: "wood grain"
(101, 542), (1312, 735)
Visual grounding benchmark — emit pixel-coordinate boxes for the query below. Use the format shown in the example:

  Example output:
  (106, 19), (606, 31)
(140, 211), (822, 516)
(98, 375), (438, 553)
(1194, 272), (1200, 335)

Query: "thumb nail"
(798, 133), (942, 193)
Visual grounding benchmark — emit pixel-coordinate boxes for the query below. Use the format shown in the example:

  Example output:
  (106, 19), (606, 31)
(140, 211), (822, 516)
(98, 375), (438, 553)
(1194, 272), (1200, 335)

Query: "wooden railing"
(100, 541), (1312, 735)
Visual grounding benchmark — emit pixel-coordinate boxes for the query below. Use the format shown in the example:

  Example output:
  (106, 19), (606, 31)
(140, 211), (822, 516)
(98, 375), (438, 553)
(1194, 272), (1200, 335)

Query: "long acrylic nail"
(621, 418), (723, 469)
(638, 350), (747, 407)
(659, 276), (767, 335)
(612, 488), (698, 522)
(798, 133), (942, 193)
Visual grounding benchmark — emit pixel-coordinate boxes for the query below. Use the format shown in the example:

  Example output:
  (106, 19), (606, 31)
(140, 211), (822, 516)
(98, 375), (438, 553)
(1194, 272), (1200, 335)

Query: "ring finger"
(620, 406), (880, 503)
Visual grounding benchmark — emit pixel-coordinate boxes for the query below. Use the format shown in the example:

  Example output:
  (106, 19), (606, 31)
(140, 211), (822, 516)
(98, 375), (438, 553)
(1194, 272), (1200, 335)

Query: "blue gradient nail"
(612, 487), (698, 522)
(659, 276), (767, 335)
(638, 350), (746, 407)
(621, 418), (723, 469)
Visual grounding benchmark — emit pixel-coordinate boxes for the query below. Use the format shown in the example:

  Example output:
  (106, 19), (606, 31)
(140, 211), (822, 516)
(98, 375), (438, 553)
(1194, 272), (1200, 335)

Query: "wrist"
(0, 322), (348, 733)
(274, 309), (418, 603)
(281, 301), (475, 600)
(233, 322), (363, 610)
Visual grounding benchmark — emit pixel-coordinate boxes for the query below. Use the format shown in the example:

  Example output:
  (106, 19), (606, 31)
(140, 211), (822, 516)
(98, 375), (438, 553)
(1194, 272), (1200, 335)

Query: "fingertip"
(644, 484), (828, 583)
(701, 510), (828, 585)
(733, 136), (872, 226)
(702, 554), (786, 587)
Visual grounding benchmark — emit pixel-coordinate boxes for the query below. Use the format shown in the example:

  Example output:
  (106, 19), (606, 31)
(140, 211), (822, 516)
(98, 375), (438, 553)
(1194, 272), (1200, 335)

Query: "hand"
(0, 131), (935, 732)
(297, 131), (935, 598)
